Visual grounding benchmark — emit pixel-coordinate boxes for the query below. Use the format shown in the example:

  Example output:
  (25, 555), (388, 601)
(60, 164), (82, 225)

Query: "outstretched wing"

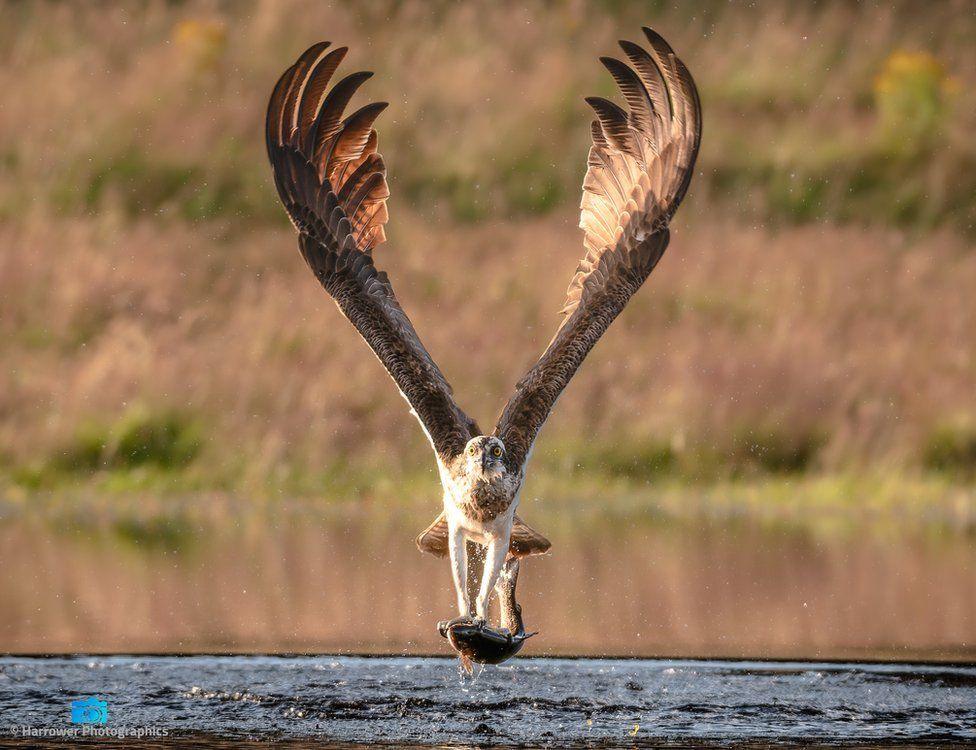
(267, 42), (479, 460)
(494, 28), (701, 470)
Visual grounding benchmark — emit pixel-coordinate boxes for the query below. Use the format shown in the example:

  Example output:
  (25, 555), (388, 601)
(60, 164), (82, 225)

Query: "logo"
(70, 697), (108, 725)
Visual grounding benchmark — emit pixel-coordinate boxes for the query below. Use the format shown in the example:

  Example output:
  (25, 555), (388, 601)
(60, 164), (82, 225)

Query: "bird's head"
(464, 436), (507, 478)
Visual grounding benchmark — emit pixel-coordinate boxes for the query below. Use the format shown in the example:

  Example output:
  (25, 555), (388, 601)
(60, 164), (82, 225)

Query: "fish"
(438, 558), (535, 668)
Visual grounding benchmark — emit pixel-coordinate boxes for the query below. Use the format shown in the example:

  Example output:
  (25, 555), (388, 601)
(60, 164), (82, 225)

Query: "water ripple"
(0, 656), (974, 747)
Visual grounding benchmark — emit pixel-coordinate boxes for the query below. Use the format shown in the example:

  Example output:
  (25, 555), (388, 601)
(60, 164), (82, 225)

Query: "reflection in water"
(0, 507), (973, 657)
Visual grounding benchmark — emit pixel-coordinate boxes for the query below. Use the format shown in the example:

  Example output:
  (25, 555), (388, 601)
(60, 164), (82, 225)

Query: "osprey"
(266, 27), (701, 629)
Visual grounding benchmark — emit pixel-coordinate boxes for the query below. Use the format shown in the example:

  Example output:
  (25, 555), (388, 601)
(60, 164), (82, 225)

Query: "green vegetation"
(53, 145), (282, 224)
(565, 437), (678, 482)
(703, 45), (973, 232)
(110, 516), (197, 551)
(874, 51), (957, 152)
(60, 407), (202, 472)
(388, 137), (569, 223)
(711, 139), (976, 232)
(3, 423), (971, 528)
(924, 423), (976, 477)
(10, 407), (203, 492)
(3, 466), (972, 540)
(727, 426), (825, 475)
(543, 426), (825, 486)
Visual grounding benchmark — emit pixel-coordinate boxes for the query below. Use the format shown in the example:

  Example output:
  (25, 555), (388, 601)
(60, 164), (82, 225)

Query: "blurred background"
(0, 0), (973, 658)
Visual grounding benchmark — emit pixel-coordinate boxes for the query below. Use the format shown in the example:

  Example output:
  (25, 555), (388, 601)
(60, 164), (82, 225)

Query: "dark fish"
(438, 558), (535, 667)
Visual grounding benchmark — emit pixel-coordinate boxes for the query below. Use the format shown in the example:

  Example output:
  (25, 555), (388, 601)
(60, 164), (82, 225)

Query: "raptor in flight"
(266, 27), (701, 628)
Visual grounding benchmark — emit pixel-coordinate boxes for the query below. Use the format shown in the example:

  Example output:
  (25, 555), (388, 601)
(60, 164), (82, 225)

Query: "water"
(1, 655), (974, 748)
(1, 510), (974, 658)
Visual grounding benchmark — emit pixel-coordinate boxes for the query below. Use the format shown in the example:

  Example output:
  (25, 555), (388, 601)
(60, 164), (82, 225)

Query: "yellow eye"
(467, 445), (476, 455)
(492, 446), (502, 457)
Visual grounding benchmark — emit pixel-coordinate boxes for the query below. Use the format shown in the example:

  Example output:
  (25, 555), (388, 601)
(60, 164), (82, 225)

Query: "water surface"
(1, 508), (973, 658)
(1, 655), (975, 747)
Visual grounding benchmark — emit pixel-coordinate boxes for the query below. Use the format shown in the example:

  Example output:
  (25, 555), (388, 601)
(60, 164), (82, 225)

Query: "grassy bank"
(1, 1), (975, 524)
(3, 453), (973, 540)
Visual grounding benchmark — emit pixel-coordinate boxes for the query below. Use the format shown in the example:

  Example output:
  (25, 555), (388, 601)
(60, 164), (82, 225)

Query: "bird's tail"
(415, 512), (551, 558)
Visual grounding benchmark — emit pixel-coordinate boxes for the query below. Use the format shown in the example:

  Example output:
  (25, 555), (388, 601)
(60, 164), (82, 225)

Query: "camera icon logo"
(70, 696), (108, 725)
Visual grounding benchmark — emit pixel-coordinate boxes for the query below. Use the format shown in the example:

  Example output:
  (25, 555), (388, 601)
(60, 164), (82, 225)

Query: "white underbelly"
(443, 497), (515, 541)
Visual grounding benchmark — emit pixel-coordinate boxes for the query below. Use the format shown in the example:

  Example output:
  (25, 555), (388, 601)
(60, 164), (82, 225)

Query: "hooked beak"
(482, 452), (503, 474)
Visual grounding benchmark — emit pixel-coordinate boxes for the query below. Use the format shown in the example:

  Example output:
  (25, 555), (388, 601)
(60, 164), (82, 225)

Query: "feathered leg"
(448, 522), (471, 617)
(475, 534), (509, 621)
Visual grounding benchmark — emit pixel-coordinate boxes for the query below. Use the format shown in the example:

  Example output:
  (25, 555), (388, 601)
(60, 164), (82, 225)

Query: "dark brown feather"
(307, 70), (373, 157)
(278, 42), (331, 147)
(600, 56), (654, 132)
(329, 102), (388, 165)
(619, 38), (671, 121)
(585, 96), (637, 156)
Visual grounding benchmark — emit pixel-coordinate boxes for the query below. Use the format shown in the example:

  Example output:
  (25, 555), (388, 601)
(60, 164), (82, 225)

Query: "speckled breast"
(457, 478), (516, 523)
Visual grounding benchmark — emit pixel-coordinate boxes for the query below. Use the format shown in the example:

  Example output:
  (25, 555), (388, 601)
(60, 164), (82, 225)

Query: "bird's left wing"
(267, 42), (479, 460)
(494, 28), (701, 470)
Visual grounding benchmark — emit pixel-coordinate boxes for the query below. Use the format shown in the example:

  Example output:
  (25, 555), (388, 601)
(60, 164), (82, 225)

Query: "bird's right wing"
(494, 28), (701, 470)
(266, 42), (479, 460)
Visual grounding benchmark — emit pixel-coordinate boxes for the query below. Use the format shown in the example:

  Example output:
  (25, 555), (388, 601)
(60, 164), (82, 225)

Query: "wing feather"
(278, 42), (332, 148)
(307, 70), (373, 157)
(493, 28), (701, 469)
(297, 47), (349, 151)
(267, 43), (478, 459)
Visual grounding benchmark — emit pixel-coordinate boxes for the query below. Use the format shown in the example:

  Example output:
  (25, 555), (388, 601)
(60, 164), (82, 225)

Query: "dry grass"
(3, 213), (974, 494)
(1, 0), (975, 498)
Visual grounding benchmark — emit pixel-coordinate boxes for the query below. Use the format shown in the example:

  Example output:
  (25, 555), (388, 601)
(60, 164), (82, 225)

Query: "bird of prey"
(266, 27), (701, 629)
